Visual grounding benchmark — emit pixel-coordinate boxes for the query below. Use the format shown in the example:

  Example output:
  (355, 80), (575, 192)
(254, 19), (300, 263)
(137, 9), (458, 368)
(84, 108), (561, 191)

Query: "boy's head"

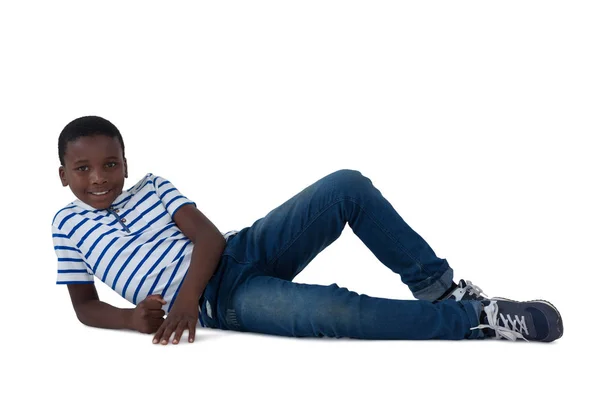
(58, 116), (128, 210)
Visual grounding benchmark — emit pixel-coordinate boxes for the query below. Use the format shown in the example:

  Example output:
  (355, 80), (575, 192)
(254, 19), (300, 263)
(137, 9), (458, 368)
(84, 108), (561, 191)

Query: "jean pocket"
(221, 230), (255, 265)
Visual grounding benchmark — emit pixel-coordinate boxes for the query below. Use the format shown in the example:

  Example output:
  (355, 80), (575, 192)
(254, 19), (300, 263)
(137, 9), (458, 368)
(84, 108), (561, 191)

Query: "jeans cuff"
(412, 267), (454, 301)
(464, 300), (485, 339)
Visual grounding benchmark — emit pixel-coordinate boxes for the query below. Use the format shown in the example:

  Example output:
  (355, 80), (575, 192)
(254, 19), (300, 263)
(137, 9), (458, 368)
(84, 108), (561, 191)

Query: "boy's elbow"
(74, 304), (92, 326)
(72, 298), (102, 327)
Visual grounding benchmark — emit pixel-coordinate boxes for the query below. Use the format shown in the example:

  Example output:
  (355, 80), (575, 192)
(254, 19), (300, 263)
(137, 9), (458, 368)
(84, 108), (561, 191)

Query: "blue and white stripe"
(52, 173), (238, 312)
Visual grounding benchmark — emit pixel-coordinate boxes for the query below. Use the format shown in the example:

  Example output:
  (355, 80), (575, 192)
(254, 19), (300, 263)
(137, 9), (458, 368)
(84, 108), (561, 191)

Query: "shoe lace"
(464, 280), (487, 298)
(470, 301), (530, 342)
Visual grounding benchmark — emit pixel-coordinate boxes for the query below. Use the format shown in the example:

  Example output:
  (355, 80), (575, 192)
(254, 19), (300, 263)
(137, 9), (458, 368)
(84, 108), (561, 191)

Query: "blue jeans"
(199, 169), (484, 340)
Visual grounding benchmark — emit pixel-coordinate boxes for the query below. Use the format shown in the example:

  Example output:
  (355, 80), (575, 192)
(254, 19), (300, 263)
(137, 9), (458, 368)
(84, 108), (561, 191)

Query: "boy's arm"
(68, 284), (166, 333)
(152, 204), (226, 345)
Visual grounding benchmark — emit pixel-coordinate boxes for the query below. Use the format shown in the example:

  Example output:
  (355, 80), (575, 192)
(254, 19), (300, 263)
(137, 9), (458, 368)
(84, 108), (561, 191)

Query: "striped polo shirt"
(51, 173), (238, 314)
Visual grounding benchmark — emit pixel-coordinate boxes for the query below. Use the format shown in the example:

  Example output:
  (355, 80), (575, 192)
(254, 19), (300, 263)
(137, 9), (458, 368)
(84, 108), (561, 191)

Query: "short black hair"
(58, 116), (125, 166)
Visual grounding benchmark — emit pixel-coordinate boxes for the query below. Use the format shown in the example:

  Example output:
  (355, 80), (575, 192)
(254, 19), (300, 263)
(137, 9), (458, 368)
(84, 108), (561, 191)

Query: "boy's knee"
(329, 169), (371, 194)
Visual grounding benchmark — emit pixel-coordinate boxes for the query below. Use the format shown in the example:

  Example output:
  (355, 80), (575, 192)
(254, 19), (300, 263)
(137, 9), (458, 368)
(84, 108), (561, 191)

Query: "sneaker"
(471, 298), (563, 342)
(437, 279), (488, 302)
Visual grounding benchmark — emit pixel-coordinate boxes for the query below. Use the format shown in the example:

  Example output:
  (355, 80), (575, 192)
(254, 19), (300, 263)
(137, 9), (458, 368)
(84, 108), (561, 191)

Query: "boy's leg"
(234, 169), (452, 301)
(220, 274), (484, 340)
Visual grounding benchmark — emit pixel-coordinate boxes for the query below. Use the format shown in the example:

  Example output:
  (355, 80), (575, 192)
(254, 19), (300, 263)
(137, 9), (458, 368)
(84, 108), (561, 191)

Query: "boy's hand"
(152, 300), (198, 345)
(130, 294), (167, 334)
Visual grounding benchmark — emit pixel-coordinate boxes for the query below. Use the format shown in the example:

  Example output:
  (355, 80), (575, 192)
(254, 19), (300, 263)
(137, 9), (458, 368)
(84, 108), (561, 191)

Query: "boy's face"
(59, 135), (128, 210)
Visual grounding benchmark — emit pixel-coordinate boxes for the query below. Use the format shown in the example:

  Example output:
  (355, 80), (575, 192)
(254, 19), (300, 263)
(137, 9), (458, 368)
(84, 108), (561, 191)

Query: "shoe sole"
(491, 297), (563, 342)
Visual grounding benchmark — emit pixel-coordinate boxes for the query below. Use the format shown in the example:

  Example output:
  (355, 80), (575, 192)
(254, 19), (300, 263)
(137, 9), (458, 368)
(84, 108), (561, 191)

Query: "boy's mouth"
(88, 189), (112, 197)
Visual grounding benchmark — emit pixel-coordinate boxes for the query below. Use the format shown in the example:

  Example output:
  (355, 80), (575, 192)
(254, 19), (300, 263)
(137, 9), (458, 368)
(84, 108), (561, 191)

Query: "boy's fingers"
(172, 321), (187, 344)
(145, 294), (167, 305)
(159, 324), (175, 345)
(153, 324), (166, 344)
(148, 309), (166, 318)
(145, 300), (166, 310)
(188, 322), (196, 343)
(152, 319), (164, 332)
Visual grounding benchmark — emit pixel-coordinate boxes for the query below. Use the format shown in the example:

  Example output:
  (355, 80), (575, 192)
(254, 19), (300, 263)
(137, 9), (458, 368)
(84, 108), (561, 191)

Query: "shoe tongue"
(479, 310), (495, 338)
(481, 311), (490, 326)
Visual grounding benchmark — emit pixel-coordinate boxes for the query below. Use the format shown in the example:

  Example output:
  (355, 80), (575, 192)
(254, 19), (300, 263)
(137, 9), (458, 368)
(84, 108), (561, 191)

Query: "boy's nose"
(90, 170), (108, 184)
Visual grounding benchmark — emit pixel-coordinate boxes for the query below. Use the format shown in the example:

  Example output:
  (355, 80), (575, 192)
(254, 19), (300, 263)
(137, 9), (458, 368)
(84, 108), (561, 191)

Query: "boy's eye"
(106, 162), (117, 168)
(76, 166), (89, 172)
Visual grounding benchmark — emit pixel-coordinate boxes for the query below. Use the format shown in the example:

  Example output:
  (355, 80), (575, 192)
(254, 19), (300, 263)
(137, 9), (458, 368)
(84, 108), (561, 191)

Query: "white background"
(1, 1), (598, 399)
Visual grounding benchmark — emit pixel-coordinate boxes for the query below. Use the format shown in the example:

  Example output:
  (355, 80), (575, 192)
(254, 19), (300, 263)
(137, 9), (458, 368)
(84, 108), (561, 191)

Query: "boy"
(53, 116), (563, 345)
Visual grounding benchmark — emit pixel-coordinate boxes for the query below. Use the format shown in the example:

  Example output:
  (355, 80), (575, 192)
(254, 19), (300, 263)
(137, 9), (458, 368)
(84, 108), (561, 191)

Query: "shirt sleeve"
(52, 225), (94, 284)
(152, 175), (197, 218)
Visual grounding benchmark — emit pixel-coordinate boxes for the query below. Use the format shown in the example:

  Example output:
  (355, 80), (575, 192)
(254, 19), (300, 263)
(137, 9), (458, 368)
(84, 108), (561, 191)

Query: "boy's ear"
(58, 166), (68, 187)
(124, 158), (128, 178)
